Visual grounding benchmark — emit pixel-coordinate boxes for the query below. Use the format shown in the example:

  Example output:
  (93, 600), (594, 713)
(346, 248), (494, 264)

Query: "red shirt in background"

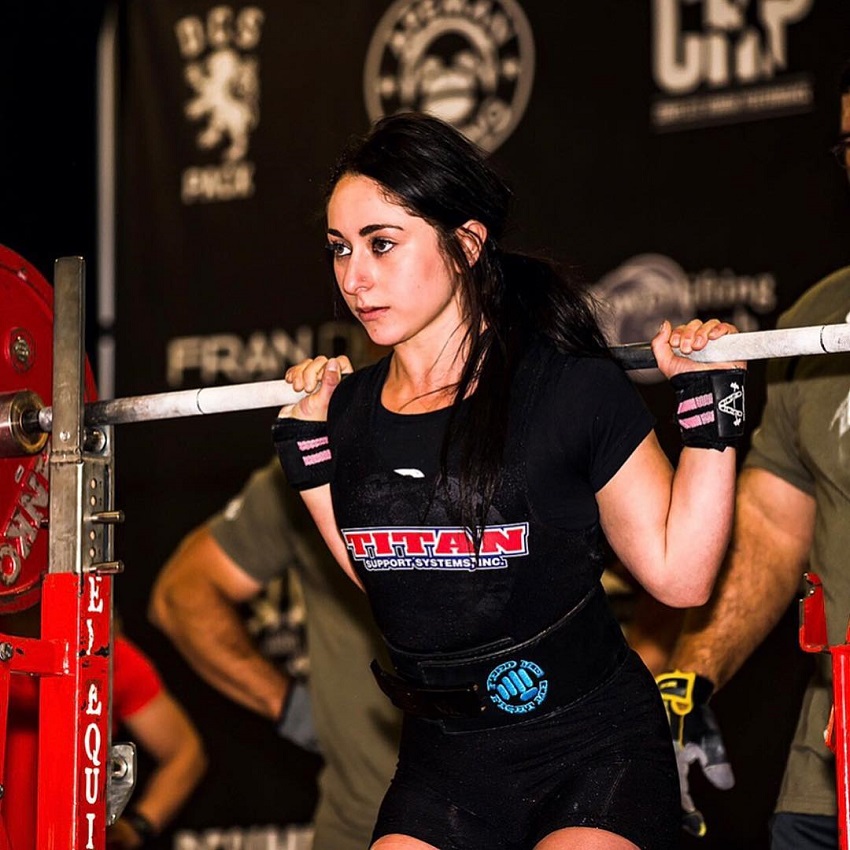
(2, 635), (163, 849)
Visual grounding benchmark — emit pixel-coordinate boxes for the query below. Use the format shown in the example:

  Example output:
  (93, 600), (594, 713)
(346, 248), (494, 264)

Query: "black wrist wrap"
(670, 368), (746, 450)
(272, 418), (334, 490)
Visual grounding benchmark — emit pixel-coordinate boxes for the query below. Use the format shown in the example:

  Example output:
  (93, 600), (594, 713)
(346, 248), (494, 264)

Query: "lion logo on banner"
(184, 48), (260, 163)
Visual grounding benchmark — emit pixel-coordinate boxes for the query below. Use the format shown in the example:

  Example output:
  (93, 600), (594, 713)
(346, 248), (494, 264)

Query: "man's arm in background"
(670, 466), (815, 685)
(149, 525), (288, 721)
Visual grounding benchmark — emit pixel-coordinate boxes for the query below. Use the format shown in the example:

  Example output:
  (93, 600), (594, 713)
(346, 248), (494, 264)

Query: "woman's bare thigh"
(534, 826), (640, 850)
(371, 834), (441, 850)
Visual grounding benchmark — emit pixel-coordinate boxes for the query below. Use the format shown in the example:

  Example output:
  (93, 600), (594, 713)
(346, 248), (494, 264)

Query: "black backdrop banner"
(108, 2), (850, 848)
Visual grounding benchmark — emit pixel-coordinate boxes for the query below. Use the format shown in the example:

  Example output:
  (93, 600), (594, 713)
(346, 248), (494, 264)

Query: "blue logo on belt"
(486, 659), (548, 714)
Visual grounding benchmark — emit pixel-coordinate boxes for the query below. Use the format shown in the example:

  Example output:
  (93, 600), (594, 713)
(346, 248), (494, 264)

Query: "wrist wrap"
(272, 418), (334, 491)
(670, 368), (746, 450)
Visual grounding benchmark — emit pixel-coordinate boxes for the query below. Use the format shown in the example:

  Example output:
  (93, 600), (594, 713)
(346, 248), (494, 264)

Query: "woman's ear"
(456, 220), (488, 267)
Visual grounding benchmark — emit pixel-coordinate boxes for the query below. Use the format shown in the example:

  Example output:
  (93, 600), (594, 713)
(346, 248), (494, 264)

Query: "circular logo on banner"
(364, 0), (535, 153)
(487, 659), (548, 714)
(592, 254), (695, 384)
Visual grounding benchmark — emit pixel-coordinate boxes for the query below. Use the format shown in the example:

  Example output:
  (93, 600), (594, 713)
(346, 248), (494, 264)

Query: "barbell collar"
(0, 391), (49, 455)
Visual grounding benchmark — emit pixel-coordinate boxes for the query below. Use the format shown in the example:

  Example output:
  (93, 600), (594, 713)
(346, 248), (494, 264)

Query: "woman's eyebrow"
(360, 223), (403, 236)
(326, 224), (404, 238)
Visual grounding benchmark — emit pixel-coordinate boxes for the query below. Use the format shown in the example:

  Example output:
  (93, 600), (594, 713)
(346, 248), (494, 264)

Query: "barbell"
(4, 318), (850, 452)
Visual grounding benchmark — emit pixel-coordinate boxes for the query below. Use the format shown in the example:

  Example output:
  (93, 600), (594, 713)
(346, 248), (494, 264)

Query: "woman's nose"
(339, 252), (372, 295)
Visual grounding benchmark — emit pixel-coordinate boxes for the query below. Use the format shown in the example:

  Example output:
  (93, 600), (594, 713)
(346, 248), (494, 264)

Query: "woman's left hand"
(651, 318), (746, 380)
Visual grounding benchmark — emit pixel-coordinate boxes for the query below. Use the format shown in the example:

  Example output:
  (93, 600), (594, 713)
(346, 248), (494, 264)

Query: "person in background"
(654, 67), (850, 850)
(107, 633), (208, 848)
(149, 460), (402, 850)
(0, 606), (206, 850)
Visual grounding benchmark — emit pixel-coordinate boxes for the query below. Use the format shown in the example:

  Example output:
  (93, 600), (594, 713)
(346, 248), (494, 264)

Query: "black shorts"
(372, 650), (679, 850)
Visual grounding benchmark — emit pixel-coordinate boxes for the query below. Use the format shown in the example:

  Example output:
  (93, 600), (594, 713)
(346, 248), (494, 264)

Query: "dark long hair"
(327, 112), (609, 536)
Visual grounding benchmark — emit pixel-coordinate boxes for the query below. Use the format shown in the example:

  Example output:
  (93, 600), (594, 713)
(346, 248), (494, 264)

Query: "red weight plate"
(0, 245), (97, 612)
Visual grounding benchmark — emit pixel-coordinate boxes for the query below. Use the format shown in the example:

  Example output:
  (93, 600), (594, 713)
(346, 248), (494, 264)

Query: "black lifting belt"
(371, 584), (628, 733)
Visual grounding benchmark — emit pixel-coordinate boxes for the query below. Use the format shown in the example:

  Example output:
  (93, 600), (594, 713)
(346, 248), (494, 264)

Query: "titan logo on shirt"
(342, 523), (529, 571)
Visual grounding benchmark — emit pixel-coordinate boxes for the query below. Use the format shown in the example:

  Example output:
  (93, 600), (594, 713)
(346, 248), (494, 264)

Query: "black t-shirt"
(328, 337), (654, 653)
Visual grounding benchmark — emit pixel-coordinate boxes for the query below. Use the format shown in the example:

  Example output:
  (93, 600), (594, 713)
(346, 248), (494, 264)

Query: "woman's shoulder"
(522, 335), (619, 383)
(511, 339), (633, 426)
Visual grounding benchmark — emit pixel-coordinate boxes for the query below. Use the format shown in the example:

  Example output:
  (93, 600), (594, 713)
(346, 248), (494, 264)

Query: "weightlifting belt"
(371, 584), (628, 733)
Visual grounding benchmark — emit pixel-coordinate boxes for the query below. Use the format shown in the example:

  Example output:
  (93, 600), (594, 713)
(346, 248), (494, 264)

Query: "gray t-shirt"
(744, 266), (850, 816)
(209, 458), (400, 850)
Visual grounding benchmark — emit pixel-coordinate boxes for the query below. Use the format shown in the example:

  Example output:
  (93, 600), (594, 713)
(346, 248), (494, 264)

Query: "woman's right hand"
(279, 355), (353, 421)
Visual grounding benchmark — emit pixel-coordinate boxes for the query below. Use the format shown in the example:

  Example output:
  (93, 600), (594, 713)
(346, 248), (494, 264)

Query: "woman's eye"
(372, 237), (394, 255)
(326, 242), (351, 258)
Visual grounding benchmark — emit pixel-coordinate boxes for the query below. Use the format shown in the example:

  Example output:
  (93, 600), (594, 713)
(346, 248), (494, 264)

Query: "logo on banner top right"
(363, 0), (535, 153)
(592, 253), (777, 384)
(651, 0), (814, 132)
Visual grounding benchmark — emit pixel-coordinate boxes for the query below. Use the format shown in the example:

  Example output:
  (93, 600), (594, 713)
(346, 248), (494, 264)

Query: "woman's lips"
(357, 306), (388, 321)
